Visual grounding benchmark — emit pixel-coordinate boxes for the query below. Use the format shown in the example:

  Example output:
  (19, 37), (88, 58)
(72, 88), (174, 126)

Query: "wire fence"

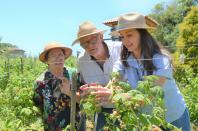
(1, 41), (197, 80)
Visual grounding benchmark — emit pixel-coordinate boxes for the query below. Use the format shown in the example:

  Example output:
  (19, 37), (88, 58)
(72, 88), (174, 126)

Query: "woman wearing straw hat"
(93, 13), (190, 130)
(72, 21), (122, 130)
(33, 42), (85, 131)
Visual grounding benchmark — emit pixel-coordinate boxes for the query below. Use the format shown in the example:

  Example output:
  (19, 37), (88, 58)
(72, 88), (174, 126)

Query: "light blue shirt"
(113, 53), (186, 123)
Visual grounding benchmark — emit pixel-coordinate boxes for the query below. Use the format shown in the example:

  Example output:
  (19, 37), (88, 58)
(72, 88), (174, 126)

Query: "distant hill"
(0, 42), (17, 56)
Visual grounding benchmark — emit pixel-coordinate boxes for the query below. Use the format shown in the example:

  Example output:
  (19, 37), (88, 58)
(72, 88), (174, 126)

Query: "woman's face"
(46, 48), (65, 67)
(119, 29), (141, 53)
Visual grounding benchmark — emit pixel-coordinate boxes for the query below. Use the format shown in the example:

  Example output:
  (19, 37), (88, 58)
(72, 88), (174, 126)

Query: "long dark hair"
(121, 29), (162, 75)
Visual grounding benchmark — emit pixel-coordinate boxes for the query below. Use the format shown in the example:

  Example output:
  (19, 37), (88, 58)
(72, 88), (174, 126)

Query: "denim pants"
(162, 108), (191, 131)
(77, 114), (86, 131)
(171, 108), (191, 131)
(95, 108), (114, 131)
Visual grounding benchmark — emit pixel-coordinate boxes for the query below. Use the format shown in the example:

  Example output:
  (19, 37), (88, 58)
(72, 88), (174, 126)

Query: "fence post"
(70, 73), (77, 131)
(4, 60), (7, 72)
(7, 58), (10, 79)
(20, 57), (23, 74)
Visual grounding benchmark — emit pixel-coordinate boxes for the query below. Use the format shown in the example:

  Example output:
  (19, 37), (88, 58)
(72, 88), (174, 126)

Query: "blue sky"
(0, 0), (171, 57)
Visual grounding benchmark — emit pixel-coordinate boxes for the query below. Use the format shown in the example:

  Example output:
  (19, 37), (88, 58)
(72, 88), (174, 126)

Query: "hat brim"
(110, 26), (155, 36)
(72, 30), (106, 46)
(39, 47), (72, 63)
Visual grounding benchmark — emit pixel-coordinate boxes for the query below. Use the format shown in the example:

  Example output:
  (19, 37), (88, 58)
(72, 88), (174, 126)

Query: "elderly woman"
(33, 42), (85, 131)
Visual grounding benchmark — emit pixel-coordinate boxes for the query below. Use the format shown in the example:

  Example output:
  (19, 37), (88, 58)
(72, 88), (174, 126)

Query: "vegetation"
(176, 6), (198, 73)
(149, 0), (197, 52)
(0, 42), (17, 56)
(0, 0), (197, 130)
(80, 73), (180, 130)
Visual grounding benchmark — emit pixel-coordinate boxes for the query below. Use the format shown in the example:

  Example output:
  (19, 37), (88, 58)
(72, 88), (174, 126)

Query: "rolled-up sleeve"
(153, 54), (173, 79)
(113, 59), (124, 72)
(113, 60), (127, 81)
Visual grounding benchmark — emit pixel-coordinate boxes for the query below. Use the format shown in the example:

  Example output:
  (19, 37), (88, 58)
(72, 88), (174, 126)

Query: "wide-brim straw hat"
(111, 13), (159, 36)
(72, 21), (106, 45)
(39, 42), (72, 63)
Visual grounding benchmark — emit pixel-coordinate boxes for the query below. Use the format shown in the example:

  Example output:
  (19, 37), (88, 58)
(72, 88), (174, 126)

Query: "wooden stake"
(70, 73), (77, 131)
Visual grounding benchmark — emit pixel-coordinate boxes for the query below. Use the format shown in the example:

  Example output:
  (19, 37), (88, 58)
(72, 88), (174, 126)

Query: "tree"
(64, 56), (77, 68)
(176, 6), (198, 72)
(149, 0), (197, 52)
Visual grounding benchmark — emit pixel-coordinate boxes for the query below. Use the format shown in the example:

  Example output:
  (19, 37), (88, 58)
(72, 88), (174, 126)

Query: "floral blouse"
(33, 67), (84, 131)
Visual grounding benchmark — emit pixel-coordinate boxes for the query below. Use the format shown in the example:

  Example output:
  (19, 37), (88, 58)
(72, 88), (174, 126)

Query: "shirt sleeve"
(152, 54), (173, 79)
(113, 59), (127, 81)
(33, 80), (45, 112)
(32, 71), (47, 112)
(77, 59), (86, 85)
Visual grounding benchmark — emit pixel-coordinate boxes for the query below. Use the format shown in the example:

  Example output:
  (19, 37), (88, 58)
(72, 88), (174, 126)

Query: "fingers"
(80, 83), (112, 99)
(79, 84), (89, 90)
(79, 83), (113, 105)
(79, 84), (94, 98)
(80, 83), (106, 95)
(96, 96), (107, 101)
(79, 85), (113, 107)
(80, 83), (98, 90)
(93, 87), (109, 91)
(60, 83), (70, 95)
(80, 90), (90, 98)
(91, 90), (112, 97)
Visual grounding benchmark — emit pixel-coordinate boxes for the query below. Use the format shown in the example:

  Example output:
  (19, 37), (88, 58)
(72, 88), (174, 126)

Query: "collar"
(127, 54), (144, 69)
(45, 67), (70, 81)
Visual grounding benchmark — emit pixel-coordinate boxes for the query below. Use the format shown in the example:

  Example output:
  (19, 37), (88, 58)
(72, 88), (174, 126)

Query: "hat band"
(78, 28), (100, 37)
(117, 22), (148, 30)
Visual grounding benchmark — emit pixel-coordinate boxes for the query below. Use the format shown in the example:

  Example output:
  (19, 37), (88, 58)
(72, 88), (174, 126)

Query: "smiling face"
(79, 33), (103, 58)
(119, 29), (141, 55)
(46, 48), (65, 67)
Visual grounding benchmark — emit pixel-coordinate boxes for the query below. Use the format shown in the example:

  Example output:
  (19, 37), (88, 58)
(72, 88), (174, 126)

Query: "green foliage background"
(0, 0), (197, 130)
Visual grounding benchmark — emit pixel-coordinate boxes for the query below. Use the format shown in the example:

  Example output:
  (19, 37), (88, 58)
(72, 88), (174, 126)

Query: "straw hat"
(39, 42), (72, 63)
(111, 13), (159, 36)
(72, 21), (106, 45)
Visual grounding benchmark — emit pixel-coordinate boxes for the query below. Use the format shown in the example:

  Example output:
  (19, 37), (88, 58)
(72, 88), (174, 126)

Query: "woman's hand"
(58, 77), (81, 103)
(60, 77), (71, 96)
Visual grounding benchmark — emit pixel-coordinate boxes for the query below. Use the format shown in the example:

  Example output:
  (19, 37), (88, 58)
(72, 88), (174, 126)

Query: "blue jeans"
(171, 108), (191, 131)
(76, 114), (86, 131)
(95, 108), (113, 131)
(162, 108), (191, 131)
